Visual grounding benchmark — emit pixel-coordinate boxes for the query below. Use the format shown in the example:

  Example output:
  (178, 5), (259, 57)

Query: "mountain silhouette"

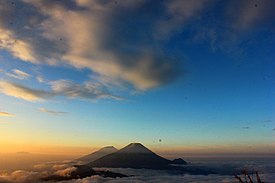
(78, 146), (117, 163)
(65, 143), (213, 180)
(88, 143), (185, 169)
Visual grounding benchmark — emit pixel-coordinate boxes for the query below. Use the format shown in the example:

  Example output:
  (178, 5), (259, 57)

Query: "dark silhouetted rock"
(171, 158), (187, 165)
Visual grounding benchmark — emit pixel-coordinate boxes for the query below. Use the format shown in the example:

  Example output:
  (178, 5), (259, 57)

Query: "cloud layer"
(1, 156), (275, 183)
(1, 165), (275, 183)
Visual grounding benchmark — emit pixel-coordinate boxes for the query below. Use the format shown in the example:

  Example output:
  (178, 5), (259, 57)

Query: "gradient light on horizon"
(0, 0), (274, 156)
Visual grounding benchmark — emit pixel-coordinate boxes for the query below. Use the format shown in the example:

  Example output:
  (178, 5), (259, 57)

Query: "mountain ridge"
(87, 142), (186, 169)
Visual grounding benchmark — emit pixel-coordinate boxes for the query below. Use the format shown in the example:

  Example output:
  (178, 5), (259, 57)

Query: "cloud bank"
(1, 167), (274, 183)
(1, 157), (275, 183)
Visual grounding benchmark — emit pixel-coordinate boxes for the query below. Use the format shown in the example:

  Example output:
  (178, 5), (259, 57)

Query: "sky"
(0, 0), (274, 156)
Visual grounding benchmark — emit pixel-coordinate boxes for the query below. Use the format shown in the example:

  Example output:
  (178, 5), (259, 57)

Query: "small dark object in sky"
(60, 38), (62, 41)
(11, 2), (15, 5)
(114, 1), (118, 5)
(255, 4), (258, 7)
(9, 22), (13, 25)
(159, 139), (162, 142)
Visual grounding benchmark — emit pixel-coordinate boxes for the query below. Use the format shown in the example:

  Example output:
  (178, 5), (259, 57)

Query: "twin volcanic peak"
(44, 143), (210, 181)
(85, 143), (187, 169)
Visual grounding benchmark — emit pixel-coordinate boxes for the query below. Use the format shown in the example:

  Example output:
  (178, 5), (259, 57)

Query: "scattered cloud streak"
(6, 69), (31, 80)
(0, 111), (14, 117)
(0, 80), (121, 102)
(38, 108), (67, 115)
(0, 80), (52, 101)
(50, 80), (122, 100)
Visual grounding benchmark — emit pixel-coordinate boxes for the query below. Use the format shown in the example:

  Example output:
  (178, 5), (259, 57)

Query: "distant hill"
(171, 158), (187, 165)
(78, 146), (117, 163)
(88, 143), (186, 169)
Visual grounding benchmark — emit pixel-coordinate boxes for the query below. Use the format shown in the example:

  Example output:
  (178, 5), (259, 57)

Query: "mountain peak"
(128, 143), (145, 147)
(118, 143), (153, 154)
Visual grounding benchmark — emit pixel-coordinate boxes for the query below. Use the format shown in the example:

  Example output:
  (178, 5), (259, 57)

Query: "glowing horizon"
(0, 0), (274, 158)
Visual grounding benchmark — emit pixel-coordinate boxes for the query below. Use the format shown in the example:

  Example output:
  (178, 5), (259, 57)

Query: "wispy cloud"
(263, 119), (272, 123)
(0, 111), (14, 117)
(228, 0), (275, 31)
(189, 1), (275, 53)
(50, 80), (122, 100)
(36, 76), (45, 83)
(156, 0), (210, 39)
(38, 108), (67, 115)
(6, 69), (31, 80)
(0, 80), (121, 102)
(0, 80), (53, 101)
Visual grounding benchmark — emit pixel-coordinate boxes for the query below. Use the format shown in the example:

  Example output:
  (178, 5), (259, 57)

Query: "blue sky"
(0, 0), (274, 155)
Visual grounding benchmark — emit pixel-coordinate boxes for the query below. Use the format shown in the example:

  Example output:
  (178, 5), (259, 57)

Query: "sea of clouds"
(1, 157), (275, 183)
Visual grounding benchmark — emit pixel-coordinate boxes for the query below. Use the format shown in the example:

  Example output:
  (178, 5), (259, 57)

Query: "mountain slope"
(88, 143), (173, 169)
(78, 146), (117, 163)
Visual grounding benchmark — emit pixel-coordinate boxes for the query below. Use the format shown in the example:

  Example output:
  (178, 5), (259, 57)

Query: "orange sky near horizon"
(1, 142), (274, 157)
